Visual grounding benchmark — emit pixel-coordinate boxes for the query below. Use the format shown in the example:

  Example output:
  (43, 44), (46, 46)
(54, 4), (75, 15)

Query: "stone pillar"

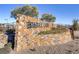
(49, 22), (53, 29)
(15, 15), (26, 51)
(15, 15), (31, 52)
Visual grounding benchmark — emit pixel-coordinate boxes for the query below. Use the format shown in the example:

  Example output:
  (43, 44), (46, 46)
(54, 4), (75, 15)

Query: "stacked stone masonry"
(15, 14), (72, 51)
(0, 33), (7, 48)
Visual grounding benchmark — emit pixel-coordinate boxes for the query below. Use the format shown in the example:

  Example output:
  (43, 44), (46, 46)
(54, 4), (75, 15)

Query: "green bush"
(72, 19), (79, 30)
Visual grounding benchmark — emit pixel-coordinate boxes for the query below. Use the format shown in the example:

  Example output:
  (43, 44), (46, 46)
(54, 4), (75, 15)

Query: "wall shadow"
(5, 29), (15, 49)
(69, 28), (75, 40)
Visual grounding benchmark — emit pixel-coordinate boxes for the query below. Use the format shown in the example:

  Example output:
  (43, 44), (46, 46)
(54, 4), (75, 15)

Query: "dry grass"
(38, 27), (68, 35)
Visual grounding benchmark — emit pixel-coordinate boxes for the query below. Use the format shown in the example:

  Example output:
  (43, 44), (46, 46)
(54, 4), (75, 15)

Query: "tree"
(11, 5), (39, 19)
(72, 19), (79, 30)
(41, 14), (56, 22)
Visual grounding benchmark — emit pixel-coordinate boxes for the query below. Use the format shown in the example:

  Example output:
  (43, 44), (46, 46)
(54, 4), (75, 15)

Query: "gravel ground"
(0, 44), (11, 54)
(15, 38), (79, 54)
(1, 38), (79, 54)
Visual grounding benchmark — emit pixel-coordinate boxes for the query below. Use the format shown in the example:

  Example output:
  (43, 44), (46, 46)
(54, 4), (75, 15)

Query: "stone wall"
(74, 31), (79, 38)
(15, 14), (72, 51)
(0, 33), (7, 48)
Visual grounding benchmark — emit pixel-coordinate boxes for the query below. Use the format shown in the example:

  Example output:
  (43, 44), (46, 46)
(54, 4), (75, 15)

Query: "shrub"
(72, 19), (79, 30)
(6, 29), (15, 34)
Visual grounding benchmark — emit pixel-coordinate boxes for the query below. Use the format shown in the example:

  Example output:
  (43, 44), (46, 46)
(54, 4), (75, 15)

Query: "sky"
(0, 4), (79, 25)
